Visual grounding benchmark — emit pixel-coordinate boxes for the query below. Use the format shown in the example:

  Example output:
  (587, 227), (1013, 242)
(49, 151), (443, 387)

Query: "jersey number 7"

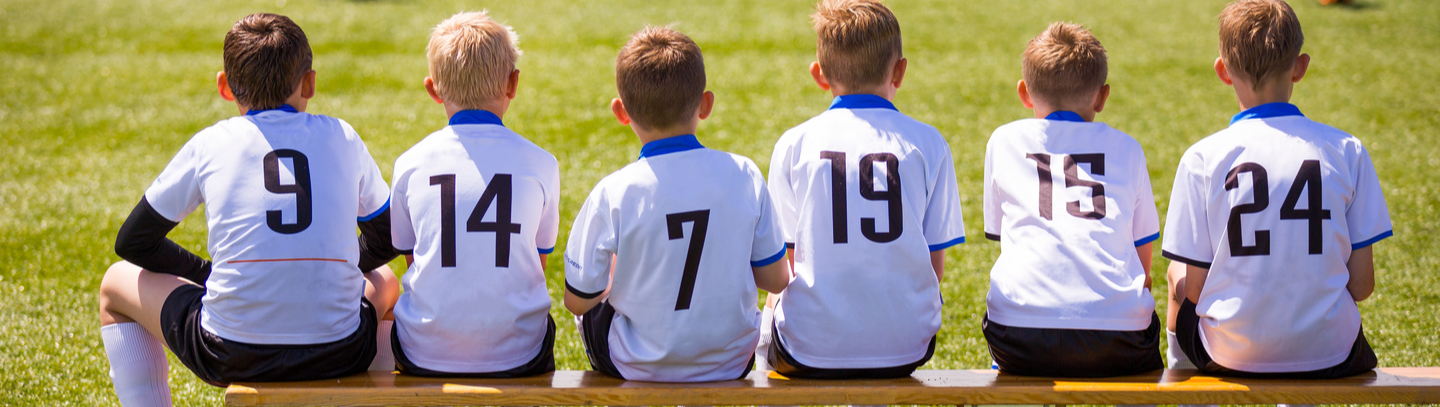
(667, 210), (710, 311)
(430, 174), (522, 268)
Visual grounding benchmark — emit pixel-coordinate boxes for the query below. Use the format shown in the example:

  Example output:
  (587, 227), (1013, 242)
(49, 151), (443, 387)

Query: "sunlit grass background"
(1, 0), (1437, 404)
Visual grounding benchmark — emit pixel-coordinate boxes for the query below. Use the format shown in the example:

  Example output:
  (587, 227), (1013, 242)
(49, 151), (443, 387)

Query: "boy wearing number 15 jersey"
(764, 0), (965, 379)
(563, 27), (790, 382)
(388, 12), (559, 377)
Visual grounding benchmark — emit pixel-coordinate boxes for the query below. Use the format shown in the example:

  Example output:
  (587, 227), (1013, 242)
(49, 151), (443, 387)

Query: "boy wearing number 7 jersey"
(1162, 0), (1390, 379)
(980, 22), (1163, 378)
(387, 12), (559, 377)
(563, 27), (791, 382)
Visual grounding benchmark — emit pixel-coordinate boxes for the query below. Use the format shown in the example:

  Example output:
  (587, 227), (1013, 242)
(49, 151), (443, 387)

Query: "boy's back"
(769, 96), (964, 369)
(567, 139), (784, 382)
(1163, 107), (1391, 372)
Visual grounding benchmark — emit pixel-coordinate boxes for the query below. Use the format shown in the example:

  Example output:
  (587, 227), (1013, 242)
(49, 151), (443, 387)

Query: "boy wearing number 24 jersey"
(981, 22), (1163, 378)
(1163, 0), (1390, 379)
(563, 27), (791, 382)
(388, 12), (559, 377)
(764, 0), (966, 379)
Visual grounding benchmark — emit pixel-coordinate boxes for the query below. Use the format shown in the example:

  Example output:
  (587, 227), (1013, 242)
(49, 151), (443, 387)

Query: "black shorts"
(578, 301), (755, 381)
(983, 312), (1163, 378)
(1175, 299), (1377, 379)
(393, 315), (557, 378)
(767, 322), (936, 380)
(159, 284), (378, 387)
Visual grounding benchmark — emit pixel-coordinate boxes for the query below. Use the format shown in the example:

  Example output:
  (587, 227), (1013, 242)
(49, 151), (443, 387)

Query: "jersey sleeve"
(1346, 147), (1393, 250)
(1161, 150), (1215, 268)
(564, 186), (617, 298)
(750, 166), (787, 267)
(536, 158), (562, 255)
(144, 137), (205, 222)
(981, 134), (1000, 241)
(923, 142), (966, 251)
(766, 138), (800, 246)
(349, 122), (390, 220)
(1131, 148), (1161, 247)
(389, 163), (417, 254)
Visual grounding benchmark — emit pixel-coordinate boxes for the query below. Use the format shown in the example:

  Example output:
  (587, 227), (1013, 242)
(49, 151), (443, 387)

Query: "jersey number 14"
(430, 174), (522, 268)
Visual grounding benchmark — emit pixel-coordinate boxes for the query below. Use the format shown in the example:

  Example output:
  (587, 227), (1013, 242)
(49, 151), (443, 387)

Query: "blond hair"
(615, 27), (706, 131)
(426, 11), (522, 110)
(1219, 0), (1304, 90)
(1022, 22), (1108, 108)
(812, 0), (902, 91)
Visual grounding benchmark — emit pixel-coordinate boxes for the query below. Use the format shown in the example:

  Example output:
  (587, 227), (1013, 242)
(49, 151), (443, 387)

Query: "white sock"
(368, 320), (395, 371)
(1167, 330), (1197, 370)
(101, 323), (172, 407)
(755, 306), (775, 372)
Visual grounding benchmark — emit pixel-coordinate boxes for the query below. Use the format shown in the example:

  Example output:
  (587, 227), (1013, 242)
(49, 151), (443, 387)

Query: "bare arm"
(539, 253), (548, 271)
(1137, 242), (1154, 290)
(1184, 264), (1209, 304)
(931, 249), (946, 281)
(753, 258), (791, 294)
(1347, 246), (1375, 302)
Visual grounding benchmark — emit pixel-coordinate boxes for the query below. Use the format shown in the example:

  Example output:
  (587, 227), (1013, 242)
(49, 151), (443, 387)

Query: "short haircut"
(223, 13), (312, 110)
(615, 27), (706, 131)
(1218, 0), (1304, 90)
(427, 11), (523, 110)
(1022, 22), (1108, 108)
(812, 0), (902, 91)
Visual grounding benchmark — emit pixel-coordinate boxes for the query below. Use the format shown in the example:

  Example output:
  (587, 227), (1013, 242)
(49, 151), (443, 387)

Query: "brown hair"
(615, 27), (706, 131)
(1022, 22), (1108, 108)
(427, 11), (522, 110)
(812, 0), (902, 91)
(1218, 0), (1304, 90)
(223, 13), (312, 110)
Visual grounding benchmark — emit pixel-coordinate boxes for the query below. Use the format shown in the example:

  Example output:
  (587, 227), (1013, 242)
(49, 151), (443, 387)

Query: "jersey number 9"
(263, 149), (312, 234)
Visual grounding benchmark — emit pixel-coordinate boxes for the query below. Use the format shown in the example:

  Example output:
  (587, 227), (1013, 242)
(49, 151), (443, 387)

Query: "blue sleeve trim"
(751, 247), (787, 267)
(928, 236), (966, 251)
(357, 199), (390, 222)
(1134, 232), (1161, 247)
(1351, 230), (1393, 250)
(537, 246), (555, 255)
(566, 281), (604, 299)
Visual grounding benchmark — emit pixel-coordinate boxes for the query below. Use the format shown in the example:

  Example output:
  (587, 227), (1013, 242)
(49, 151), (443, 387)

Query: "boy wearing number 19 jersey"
(387, 12), (558, 377)
(764, 0), (966, 379)
(563, 27), (791, 382)
(1163, 0), (1390, 379)
(981, 22), (1163, 378)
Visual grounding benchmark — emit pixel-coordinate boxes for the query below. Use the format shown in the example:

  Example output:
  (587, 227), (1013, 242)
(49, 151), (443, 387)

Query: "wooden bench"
(225, 368), (1440, 406)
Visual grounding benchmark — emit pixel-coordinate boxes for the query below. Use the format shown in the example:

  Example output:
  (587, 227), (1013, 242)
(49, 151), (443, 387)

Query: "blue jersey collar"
(1231, 102), (1304, 125)
(828, 94), (898, 112)
(449, 110), (505, 127)
(1045, 111), (1086, 122)
(639, 134), (704, 159)
(245, 104), (298, 116)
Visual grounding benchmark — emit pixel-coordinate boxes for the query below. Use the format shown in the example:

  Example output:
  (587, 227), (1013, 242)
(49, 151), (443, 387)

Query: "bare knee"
(99, 261), (143, 325)
(1165, 261), (1187, 300)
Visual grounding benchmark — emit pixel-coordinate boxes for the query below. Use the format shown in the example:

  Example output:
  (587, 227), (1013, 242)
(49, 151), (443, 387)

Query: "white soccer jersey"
(1163, 103), (1393, 373)
(144, 105), (390, 345)
(767, 95), (966, 369)
(389, 110), (560, 373)
(982, 111), (1160, 331)
(565, 135), (787, 382)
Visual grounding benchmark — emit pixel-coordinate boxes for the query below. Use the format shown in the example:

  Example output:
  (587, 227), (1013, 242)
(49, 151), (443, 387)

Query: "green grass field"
(2, 0), (1438, 405)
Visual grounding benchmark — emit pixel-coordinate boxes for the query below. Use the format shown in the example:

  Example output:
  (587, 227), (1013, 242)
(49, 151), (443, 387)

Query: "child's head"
(426, 11), (522, 113)
(1217, 0), (1305, 92)
(1020, 22), (1108, 114)
(810, 0), (903, 96)
(222, 13), (313, 111)
(613, 27), (709, 134)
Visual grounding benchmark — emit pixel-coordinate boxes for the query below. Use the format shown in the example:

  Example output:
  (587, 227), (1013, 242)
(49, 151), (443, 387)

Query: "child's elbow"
(1349, 284), (1374, 302)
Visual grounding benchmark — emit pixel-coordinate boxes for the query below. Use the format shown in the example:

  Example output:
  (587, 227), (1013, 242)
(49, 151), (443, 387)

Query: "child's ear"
(505, 69), (520, 100)
(1092, 84), (1111, 114)
(889, 57), (907, 90)
(423, 77), (444, 104)
(216, 71), (236, 102)
(300, 70), (316, 99)
(1016, 79), (1035, 109)
(1214, 57), (1235, 86)
(697, 91), (715, 121)
(610, 98), (632, 125)
(809, 61), (831, 91)
(1291, 53), (1310, 84)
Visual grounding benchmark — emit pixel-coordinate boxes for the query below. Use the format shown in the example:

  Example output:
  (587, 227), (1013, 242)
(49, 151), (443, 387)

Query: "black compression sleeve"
(114, 197), (211, 284)
(357, 207), (399, 273)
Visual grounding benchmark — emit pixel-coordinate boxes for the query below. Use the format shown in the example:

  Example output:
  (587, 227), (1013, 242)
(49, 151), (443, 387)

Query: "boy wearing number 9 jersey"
(387, 12), (559, 377)
(980, 22), (1163, 378)
(1163, 0), (1391, 379)
(563, 27), (791, 382)
(99, 13), (400, 406)
(763, 0), (965, 379)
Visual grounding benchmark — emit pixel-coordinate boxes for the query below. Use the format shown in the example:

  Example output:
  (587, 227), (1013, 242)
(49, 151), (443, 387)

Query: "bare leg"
(99, 261), (196, 339)
(363, 265), (399, 371)
(98, 261), (194, 407)
(1165, 261), (1186, 332)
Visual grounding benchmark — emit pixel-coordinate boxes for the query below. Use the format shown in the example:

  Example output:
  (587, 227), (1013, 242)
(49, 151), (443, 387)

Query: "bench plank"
(226, 368), (1440, 406)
